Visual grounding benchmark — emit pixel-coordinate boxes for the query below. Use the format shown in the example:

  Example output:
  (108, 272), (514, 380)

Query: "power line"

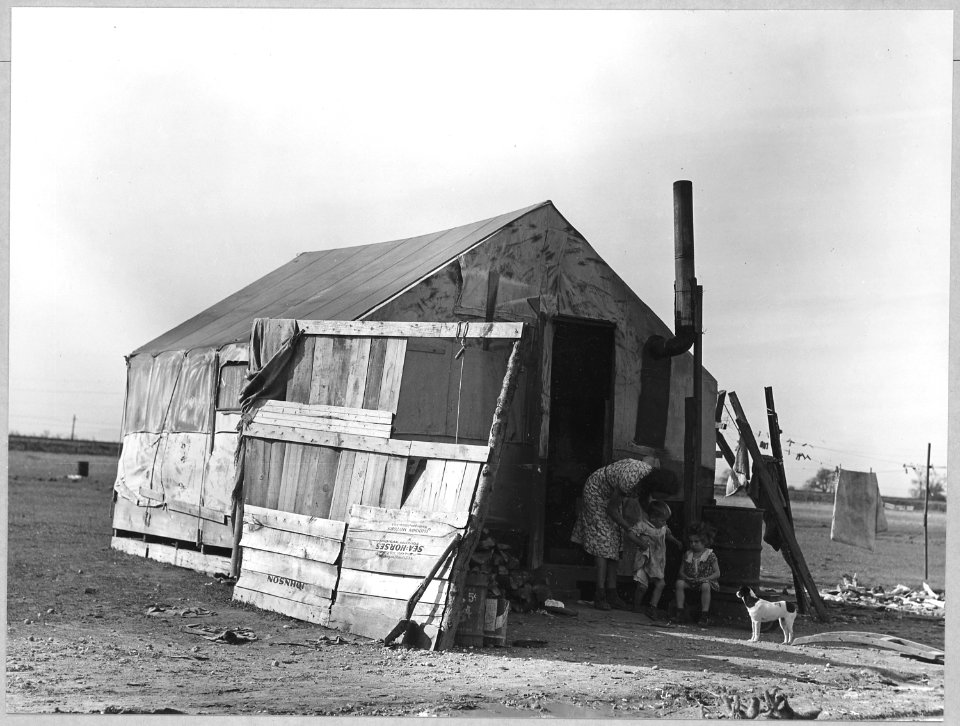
(718, 410), (946, 469)
(11, 386), (124, 396)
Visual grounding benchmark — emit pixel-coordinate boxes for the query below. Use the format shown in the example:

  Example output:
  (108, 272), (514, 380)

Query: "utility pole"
(923, 443), (931, 583)
(70, 415), (77, 440)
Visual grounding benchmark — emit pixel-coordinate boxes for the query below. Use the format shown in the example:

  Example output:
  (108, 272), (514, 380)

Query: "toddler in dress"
(626, 499), (681, 619)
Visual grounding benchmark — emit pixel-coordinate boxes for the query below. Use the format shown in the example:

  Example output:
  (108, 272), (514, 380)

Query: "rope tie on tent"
(145, 352), (188, 501)
(454, 322), (468, 444)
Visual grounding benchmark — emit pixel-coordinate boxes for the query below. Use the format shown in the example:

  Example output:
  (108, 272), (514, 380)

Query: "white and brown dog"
(736, 586), (797, 644)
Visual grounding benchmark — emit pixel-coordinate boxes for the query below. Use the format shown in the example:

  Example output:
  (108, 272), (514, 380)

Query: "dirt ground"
(5, 450), (947, 719)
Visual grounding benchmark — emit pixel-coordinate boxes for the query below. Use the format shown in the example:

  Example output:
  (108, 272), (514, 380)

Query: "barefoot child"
(674, 522), (721, 625)
(626, 500), (682, 619)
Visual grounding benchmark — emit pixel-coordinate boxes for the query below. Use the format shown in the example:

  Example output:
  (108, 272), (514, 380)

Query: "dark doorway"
(543, 319), (615, 564)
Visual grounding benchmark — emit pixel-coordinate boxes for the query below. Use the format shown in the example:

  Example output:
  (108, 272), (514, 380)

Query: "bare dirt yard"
(6, 449), (946, 719)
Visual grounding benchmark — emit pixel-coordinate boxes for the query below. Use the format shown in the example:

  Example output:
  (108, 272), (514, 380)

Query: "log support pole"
(437, 334), (527, 650)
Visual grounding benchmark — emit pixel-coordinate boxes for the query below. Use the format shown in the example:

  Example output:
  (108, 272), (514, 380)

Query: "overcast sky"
(7, 7), (952, 496)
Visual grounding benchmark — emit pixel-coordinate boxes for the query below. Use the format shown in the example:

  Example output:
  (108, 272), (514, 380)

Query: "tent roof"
(132, 201), (552, 356)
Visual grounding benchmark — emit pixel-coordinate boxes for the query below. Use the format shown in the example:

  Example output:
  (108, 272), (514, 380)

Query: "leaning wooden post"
(714, 391), (736, 469)
(727, 391), (829, 621)
(229, 439), (247, 579)
(764, 386), (807, 614)
(437, 333), (527, 650)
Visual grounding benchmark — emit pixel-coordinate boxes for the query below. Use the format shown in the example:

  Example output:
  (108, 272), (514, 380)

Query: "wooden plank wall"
(287, 335), (407, 412)
(244, 409), (488, 521)
(328, 505), (467, 646)
(401, 460), (482, 514)
(241, 335), (409, 521)
(232, 505), (347, 625)
(234, 324), (521, 636)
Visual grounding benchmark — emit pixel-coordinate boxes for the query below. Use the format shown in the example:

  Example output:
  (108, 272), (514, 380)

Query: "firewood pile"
(819, 574), (945, 617)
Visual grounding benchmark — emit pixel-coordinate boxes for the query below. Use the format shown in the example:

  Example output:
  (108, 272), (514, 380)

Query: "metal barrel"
(77, 461), (89, 477)
(699, 505), (764, 589)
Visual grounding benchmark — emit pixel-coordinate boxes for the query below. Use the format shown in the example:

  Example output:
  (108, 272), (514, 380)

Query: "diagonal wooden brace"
(727, 392), (829, 621)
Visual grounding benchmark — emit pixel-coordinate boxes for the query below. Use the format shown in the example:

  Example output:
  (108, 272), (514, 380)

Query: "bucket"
(455, 572), (488, 647)
(483, 597), (510, 647)
(700, 505), (764, 590)
(77, 461), (89, 478)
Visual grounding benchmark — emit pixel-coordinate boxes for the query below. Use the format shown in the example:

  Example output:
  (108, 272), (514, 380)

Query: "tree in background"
(803, 466), (837, 493)
(909, 467), (946, 501)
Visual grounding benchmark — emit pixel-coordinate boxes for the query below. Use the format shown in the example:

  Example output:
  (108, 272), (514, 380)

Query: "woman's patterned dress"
(570, 459), (653, 559)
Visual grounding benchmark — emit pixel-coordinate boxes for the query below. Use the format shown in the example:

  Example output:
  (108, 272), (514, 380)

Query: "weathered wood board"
(297, 320), (524, 339)
(403, 460), (482, 514)
(111, 536), (231, 576)
(253, 400), (393, 438)
(232, 505), (347, 625)
(327, 505), (466, 645)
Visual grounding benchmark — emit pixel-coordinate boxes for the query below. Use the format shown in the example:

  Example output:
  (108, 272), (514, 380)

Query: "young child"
(626, 499), (682, 619)
(674, 522), (721, 625)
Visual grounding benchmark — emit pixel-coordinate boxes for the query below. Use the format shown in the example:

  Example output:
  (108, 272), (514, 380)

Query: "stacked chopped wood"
(468, 529), (551, 610)
(819, 573), (945, 616)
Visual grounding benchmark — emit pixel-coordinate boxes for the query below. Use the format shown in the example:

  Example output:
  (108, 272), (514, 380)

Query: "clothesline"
(717, 408), (945, 472)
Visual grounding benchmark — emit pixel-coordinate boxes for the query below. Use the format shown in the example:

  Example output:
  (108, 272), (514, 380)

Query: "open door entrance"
(543, 319), (615, 564)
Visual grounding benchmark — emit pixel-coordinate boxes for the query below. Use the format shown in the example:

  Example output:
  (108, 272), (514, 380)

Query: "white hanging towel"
(831, 469), (886, 551)
(725, 434), (751, 497)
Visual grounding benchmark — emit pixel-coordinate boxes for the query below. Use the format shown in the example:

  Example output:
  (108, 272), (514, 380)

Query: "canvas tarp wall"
(231, 319), (526, 649)
(111, 342), (248, 568)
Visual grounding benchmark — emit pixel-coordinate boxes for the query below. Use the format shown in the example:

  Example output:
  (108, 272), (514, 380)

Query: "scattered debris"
(269, 635), (353, 649)
(542, 603), (578, 617)
(146, 603), (215, 618)
(820, 574), (944, 617)
(791, 631), (944, 664)
(99, 706), (185, 714)
(182, 623), (257, 644)
(719, 689), (821, 720)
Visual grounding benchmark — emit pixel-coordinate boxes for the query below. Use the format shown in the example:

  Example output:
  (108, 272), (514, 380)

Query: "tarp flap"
(240, 319), (304, 415)
(231, 319), (304, 505)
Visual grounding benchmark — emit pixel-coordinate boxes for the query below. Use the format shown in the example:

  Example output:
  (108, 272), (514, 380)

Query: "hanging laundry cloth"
(725, 434), (751, 497)
(831, 469), (886, 551)
(753, 454), (785, 551)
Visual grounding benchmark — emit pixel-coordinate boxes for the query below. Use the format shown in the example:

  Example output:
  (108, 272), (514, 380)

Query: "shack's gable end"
(369, 205), (717, 467)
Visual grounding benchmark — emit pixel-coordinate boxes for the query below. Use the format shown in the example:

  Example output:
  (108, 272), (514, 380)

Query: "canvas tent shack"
(111, 199), (718, 644)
